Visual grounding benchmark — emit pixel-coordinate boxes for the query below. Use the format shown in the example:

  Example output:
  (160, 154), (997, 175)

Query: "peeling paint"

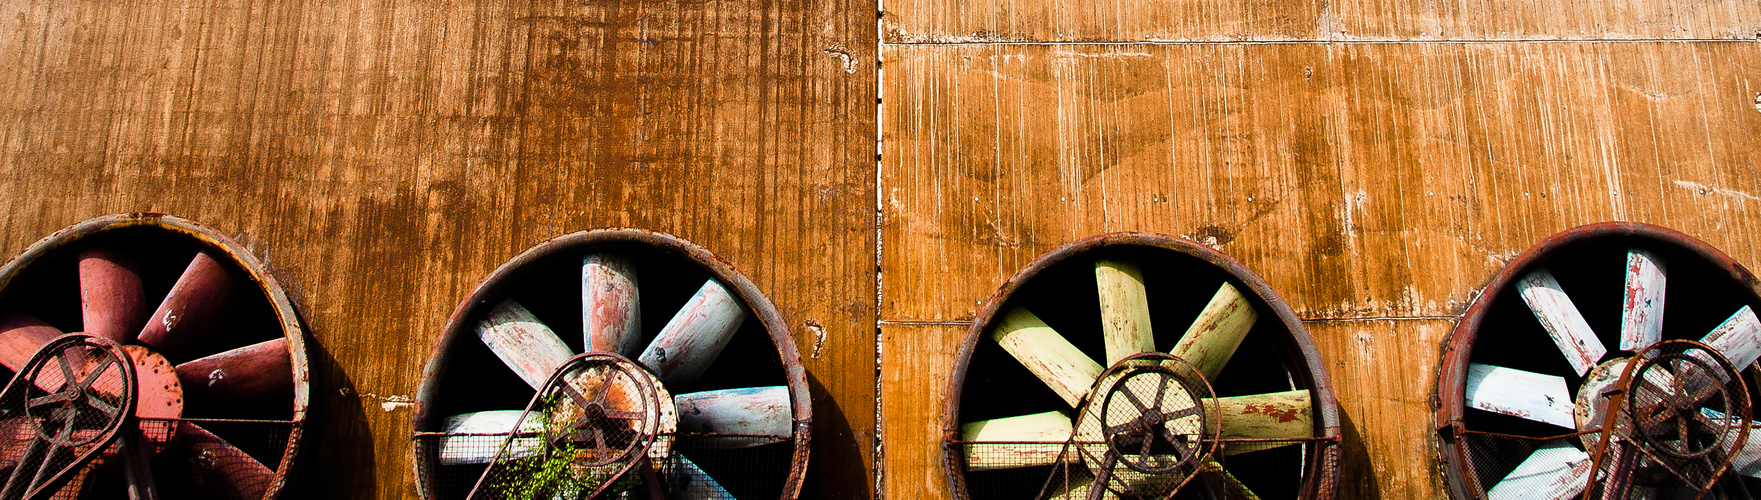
(1675, 180), (1760, 202)
(359, 392), (414, 412)
(824, 44), (859, 74)
(1239, 403), (1307, 423)
(807, 319), (828, 359)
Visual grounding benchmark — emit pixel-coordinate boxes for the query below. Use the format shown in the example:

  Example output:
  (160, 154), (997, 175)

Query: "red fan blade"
(137, 252), (235, 358)
(174, 422), (273, 499)
(0, 311), (60, 372)
(175, 338), (291, 410)
(78, 247), (148, 344)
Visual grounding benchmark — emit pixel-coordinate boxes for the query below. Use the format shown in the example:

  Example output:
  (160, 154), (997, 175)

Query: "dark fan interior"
(424, 242), (790, 499)
(959, 245), (1311, 499)
(0, 227), (294, 475)
(1461, 236), (1761, 492)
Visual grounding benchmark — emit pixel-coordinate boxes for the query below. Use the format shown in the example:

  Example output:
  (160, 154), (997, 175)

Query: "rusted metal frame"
(942, 232), (1341, 499)
(956, 437), (1338, 445)
(0, 213), (310, 500)
(1217, 436), (1340, 444)
(412, 228), (812, 500)
(412, 431), (534, 438)
(0, 334), (138, 500)
(139, 416), (300, 425)
(1583, 339), (1751, 499)
(1435, 222), (1761, 500)
(1456, 428), (1605, 441)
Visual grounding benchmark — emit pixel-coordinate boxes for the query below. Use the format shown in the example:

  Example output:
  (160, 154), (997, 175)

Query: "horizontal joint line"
(880, 38), (1749, 47)
(1300, 315), (1458, 322)
(877, 320), (973, 326)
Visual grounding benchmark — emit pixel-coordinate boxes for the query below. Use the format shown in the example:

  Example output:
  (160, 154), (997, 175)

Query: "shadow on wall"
(1338, 411), (1381, 499)
(803, 371), (874, 500)
(284, 336), (375, 498)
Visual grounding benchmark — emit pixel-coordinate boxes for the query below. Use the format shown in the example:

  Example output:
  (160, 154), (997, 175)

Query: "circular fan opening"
(944, 232), (1340, 500)
(0, 213), (309, 500)
(413, 229), (809, 500)
(1438, 222), (1761, 499)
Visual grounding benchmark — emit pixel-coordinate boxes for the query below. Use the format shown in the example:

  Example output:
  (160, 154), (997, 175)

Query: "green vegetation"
(488, 394), (643, 499)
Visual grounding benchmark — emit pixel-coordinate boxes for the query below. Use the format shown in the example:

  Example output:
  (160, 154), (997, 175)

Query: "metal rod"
(120, 427), (158, 500)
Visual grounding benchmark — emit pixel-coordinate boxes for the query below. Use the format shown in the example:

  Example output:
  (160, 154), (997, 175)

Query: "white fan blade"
(1168, 282), (1257, 381)
(437, 410), (544, 465)
(1485, 440), (1592, 500)
(1700, 305), (1761, 371)
(478, 299), (575, 389)
(1517, 268), (1607, 376)
(991, 306), (1104, 408)
(675, 386), (791, 449)
(638, 279), (746, 387)
(960, 411), (1074, 471)
(582, 254), (641, 357)
(1218, 389), (1312, 455)
(1620, 249), (1666, 351)
(1096, 259), (1155, 365)
(1466, 363), (1575, 428)
(666, 453), (733, 498)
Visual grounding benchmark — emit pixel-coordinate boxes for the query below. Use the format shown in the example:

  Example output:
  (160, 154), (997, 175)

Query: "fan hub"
(1574, 357), (1631, 450)
(119, 344), (183, 448)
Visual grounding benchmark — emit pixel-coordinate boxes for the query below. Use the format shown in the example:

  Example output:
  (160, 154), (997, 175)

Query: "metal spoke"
(594, 372), (616, 405)
(1151, 377), (1168, 407)
(1105, 421), (1137, 437)
(1120, 385), (1150, 412)
(1165, 404), (1201, 420)
(1676, 414), (1689, 449)
(55, 353), (75, 390)
(1164, 431), (1193, 463)
(76, 356), (116, 389)
(85, 392), (118, 418)
(1136, 430), (1154, 458)
(54, 407), (77, 442)
(1686, 382), (1720, 408)
(29, 392), (72, 407)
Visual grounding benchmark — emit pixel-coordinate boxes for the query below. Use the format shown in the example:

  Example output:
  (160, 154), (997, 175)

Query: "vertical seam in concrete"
(873, 1), (887, 497)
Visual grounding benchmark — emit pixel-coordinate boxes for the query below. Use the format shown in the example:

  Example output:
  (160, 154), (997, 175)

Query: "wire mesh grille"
(471, 360), (660, 500)
(958, 441), (1067, 499)
(32, 418), (294, 500)
(1460, 432), (1549, 497)
(668, 433), (792, 499)
(415, 432), (794, 499)
(0, 338), (131, 500)
(1068, 358), (1216, 499)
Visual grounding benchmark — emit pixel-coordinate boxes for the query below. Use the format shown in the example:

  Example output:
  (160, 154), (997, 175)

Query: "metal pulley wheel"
(0, 335), (135, 499)
(1437, 222), (1761, 499)
(0, 214), (310, 499)
(943, 232), (1341, 500)
(414, 229), (810, 500)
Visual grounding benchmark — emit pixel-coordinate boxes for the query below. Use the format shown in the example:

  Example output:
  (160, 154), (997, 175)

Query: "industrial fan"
(0, 214), (309, 499)
(413, 229), (810, 499)
(944, 232), (1341, 499)
(1437, 222), (1761, 499)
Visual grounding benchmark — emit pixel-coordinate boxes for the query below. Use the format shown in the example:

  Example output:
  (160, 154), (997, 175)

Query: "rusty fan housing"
(1437, 221), (1761, 499)
(943, 232), (1341, 499)
(0, 213), (310, 499)
(413, 228), (811, 499)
